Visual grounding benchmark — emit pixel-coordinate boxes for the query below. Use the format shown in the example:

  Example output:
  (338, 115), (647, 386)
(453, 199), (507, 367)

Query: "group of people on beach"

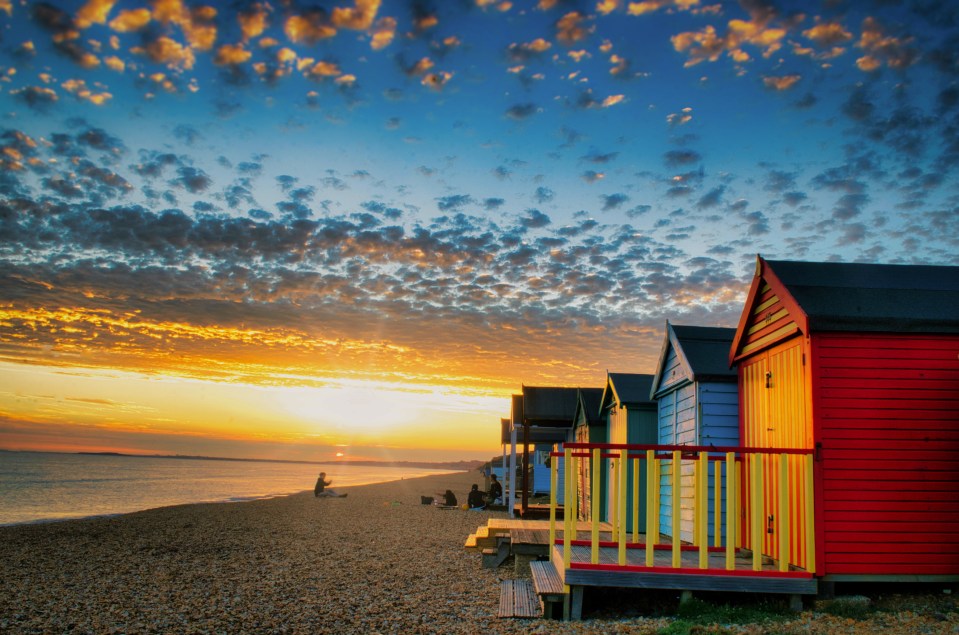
(435, 473), (503, 510)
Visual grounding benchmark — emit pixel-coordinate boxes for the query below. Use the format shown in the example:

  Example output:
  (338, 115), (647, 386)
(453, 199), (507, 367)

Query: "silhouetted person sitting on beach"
(467, 484), (485, 509)
(441, 489), (457, 507)
(487, 473), (502, 504)
(314, 472), (346, 498)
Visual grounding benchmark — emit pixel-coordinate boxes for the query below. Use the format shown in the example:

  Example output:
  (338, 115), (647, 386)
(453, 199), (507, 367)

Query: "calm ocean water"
(0, 451), (456, 526)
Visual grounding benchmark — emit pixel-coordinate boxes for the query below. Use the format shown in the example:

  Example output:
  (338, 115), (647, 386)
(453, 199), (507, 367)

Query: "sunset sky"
(1, 0), (957, 463)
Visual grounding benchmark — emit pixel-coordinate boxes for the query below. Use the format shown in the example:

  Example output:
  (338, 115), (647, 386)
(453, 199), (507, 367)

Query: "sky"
(0, 0), (957, 463)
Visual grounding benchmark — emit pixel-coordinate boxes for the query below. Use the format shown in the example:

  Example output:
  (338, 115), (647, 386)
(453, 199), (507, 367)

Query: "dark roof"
(604, 373), (655, 409)
(671, 324), (736, 381)
(522, 386), (579, 426)
(574, 387), (604, 427)
(768, 259), (959, 333)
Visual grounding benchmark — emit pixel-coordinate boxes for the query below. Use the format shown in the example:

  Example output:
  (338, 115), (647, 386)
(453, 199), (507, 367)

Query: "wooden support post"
(751, 453), (763, 572)
(591, 447), (600, 564)
(714, 457), (722, 548)
(672, 450), (681, 569)
(632, 457), (640, 543)
(563, 446), (573, 568)
(725, 452), (735, 570)
(698, 451), (708, 569)
(549, 447), (558, 560)
(645, 449), (656, 568)
(804, 453), (816, 575)
(522, 423), (530, 515)
(618, 451), (627, 566)
(778, 453), (789, 572)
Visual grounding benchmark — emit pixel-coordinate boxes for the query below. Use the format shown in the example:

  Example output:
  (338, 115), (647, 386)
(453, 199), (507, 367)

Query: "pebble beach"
(2, 470), (956, 635)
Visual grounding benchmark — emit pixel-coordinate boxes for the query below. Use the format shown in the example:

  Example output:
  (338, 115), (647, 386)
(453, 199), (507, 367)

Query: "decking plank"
(497, 580), (542, 619)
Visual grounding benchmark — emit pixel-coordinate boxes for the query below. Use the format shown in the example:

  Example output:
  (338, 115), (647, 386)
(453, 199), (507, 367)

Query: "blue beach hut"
(650, 323), (738, 544)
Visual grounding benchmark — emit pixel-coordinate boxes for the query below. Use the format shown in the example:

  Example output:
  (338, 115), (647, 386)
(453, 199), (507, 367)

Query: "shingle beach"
(1, 470), (955, 635)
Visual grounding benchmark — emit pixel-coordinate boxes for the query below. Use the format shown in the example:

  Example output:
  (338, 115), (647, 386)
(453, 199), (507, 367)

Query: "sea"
(0, 451), (457, 526)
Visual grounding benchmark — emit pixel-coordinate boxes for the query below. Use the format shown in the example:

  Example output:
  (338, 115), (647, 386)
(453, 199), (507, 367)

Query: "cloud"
(763, 74), (801, 90)
(505, 103), (539, 120)
(171, 166), (212, 193)
(436, 194), (473, 212)
(601, 193), (629, 210)
(534, 187), (554, 204)
(664, 149), (701, 167)
(11, 86), (59, 111)
(556, 11), (591, 44)
(856, 16), (919, 71)
(520, 208), (551, 229)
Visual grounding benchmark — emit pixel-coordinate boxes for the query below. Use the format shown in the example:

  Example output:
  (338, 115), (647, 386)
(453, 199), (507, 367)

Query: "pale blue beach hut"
(650, 323), (738, 543)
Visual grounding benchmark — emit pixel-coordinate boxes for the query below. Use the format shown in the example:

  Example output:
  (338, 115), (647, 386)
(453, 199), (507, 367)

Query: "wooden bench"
(530, 560), (566, 619)
(496, 579), (541, 618)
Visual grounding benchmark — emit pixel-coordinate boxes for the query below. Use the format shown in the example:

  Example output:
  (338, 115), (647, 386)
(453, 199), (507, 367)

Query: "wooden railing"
(549, 443), (816, 575)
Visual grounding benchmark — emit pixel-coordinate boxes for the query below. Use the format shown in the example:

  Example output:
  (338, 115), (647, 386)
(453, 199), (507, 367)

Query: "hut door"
(740, 337), (811, 570)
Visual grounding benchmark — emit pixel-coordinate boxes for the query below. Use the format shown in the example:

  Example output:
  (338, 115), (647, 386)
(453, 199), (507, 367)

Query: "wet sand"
(1, 470), (954, 634)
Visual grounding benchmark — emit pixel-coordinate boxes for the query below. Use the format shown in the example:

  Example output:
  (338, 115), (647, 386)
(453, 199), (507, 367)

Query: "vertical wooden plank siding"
(813, 332), (959, 576)
(739, 337), (812, 572)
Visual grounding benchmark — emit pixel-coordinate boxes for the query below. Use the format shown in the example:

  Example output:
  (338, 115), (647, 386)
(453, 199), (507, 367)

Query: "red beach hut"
(729, 256), (959, 583)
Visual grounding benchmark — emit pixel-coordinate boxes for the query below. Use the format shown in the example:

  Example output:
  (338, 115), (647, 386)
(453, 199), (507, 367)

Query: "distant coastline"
(0, 449), (483, 472)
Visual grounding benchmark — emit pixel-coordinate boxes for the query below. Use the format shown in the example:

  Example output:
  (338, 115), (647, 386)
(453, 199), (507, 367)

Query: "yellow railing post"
(563, 446), (573, 567)
(714, 456), (722, 548)
(591, 447), (600, 564)
(549, 449), (558, 561)
(645, 449), (656, 567)
(698, 451), (708, 569)
(693, 458), (701, 547)
(778, 453), (789, 572)
(804, 453), (816, 574)
(632, 457), (640, 543)
(725, 452), (735, 570)
(672, 450), (681, 569)
(618, 451), (627, 566)
(750, 452), (763, 572)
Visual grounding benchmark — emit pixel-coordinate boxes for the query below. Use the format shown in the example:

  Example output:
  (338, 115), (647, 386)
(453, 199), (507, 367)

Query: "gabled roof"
(601, 372), (654, 412)
(731, 257), (959, 363)
(521, 386), (579, 427)
(651, 323), (736, 398)
(573, 387), (604, 429)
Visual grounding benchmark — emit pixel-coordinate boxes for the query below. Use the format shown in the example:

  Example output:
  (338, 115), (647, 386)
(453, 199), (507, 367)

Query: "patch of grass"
(676, 596), (792, 623)
(656, 597), (793, 635)
(819, 595), (874, 620)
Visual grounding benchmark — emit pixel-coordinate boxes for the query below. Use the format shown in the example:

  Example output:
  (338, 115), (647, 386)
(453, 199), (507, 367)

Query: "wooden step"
(530, 560), (566, 619)
(482, 539), (511, 568)
(464, 533), (477, 551)
(497, 579), (541, 619)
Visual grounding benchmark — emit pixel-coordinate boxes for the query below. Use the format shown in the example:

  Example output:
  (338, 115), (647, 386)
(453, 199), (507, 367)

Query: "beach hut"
(650, 323), (738, 543)
(516, 386), (579, 515)
(572, 387), (605, 521)
(729, 256), (959, 581)
(599, 373), (657, 528)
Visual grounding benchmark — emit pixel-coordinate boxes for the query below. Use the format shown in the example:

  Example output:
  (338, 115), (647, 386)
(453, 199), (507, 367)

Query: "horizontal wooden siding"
(814, 332), (959, 576)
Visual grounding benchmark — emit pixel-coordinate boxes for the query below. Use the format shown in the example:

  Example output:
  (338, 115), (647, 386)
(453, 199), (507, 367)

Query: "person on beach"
(467, 483), (485, 509)
(487, 473), (502, 504)
(441, 489), (457, 507)
(314, 472), (346, 498)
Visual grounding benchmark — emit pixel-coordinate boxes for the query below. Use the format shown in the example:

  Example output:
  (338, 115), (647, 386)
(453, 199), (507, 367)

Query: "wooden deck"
(552, 543), (817, 595)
